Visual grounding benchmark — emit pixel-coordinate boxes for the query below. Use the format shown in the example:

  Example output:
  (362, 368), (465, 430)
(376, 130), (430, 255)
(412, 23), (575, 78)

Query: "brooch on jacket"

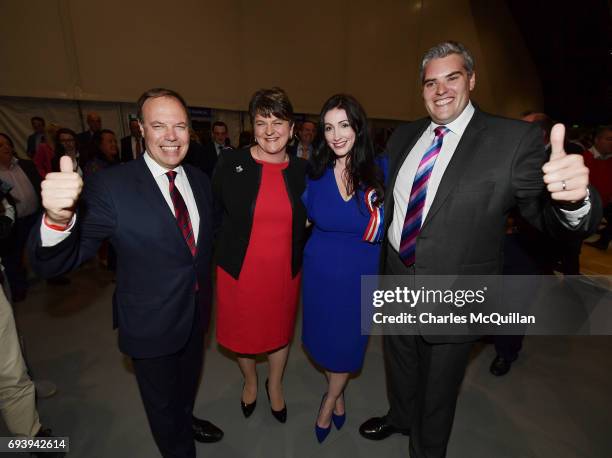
(363, 188), (384, 243)
(235, 165), (243, 173)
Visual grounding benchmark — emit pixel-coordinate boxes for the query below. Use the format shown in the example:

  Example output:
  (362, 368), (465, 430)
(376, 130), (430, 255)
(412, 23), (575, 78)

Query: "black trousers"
(384, 243), (473, 458)
(132, 304), (203, 458)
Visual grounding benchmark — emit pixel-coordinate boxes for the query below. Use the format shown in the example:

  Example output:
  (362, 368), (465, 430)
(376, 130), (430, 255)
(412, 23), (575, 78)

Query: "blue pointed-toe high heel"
(315, 394), (332, 443)
(332, 392), (346, 430)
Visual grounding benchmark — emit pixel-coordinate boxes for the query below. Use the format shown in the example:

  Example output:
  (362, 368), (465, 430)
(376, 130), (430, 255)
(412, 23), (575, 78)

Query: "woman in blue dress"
(302, 94), (386, 442)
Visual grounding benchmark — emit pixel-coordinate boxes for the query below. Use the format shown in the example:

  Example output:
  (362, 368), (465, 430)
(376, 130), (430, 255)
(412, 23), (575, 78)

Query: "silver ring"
(561, 180), (566, 191)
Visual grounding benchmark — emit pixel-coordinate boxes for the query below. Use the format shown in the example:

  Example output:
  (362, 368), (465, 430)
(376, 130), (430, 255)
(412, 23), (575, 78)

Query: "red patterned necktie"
(399, 126), (449, 266)
(165, 171), (196, 256)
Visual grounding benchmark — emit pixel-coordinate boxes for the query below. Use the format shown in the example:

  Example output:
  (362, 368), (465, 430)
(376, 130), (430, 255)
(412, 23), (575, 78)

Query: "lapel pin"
(235, 165), (243, 173)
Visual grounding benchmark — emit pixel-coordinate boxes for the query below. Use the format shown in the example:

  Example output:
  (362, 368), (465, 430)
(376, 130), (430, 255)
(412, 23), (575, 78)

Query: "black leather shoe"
(265, 378), (287, 423)
(192, 416), (224, 443)
(489, 355), (514, 376)
(241, 383), (257, 418)
(359, 416), (409, 440)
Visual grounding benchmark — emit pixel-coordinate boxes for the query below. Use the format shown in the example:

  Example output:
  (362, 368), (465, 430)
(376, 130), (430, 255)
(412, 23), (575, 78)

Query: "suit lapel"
(420, 110), (486, 231)
(134, 156), (188, 249)
(384, 119), (429, 231)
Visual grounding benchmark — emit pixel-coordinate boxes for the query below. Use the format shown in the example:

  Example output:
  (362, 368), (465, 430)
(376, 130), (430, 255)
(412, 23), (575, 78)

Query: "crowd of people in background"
(0, 39), (609, 458)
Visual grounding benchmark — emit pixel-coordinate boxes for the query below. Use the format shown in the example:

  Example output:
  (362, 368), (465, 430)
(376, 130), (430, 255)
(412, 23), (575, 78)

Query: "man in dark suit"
(29, 88), (223, 457)
(26, 116), (46, 158)
(287, 120), (316, 159)
(76, 112), (102, 164)
(185, 121), (232, 178)
(120, 118), (145, 162)
(358, 41), (598, 458)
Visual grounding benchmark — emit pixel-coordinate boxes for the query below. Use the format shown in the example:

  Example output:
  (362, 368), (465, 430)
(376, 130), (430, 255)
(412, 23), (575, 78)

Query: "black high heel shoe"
(240, 383), (257, 418)
(265, 378), (287, 423)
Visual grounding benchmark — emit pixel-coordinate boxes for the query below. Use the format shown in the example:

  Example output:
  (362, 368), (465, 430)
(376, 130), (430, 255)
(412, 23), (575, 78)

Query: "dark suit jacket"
(77, 130), (96, 164)
(382, 109), (601, 343)
(120, 135), (144, 162)
(28, 155), (214, 358)
(185, 142), (231, 178)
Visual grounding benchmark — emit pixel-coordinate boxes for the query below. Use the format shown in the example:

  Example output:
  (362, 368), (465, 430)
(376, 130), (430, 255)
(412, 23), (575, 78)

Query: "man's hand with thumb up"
(542, 123), (589, 203)
(41, 155), (83, 227)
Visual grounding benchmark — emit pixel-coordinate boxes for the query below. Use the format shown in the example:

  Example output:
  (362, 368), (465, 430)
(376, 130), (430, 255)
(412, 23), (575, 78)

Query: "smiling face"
(422, 54), (475, 125)
(323, 108), (356, 158)
(139, 96), (190, 169)
(253, 113), (293, 155)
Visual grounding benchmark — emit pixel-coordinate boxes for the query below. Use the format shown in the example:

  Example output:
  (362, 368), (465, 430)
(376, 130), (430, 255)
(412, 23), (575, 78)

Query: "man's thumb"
(59, 155), (73, 173)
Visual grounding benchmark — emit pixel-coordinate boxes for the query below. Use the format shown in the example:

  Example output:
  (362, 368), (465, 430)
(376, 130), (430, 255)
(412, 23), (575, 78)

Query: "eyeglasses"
(59, 139), (76, 144)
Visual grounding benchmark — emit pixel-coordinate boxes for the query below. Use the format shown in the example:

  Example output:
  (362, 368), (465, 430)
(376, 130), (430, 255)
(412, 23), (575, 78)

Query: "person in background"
(83, 129), (120, 177)
(584, 125), (612, 250)
(51, 128), (82, 176)
(0, 133), (40, 302)
(33, 123), (60, 178)
(289, 120), (316, 160)
(26, 116), (46, 158)
(77, 112), (102, 164)
(0, 191), (65, 457)
(185, 122), (232, 178)
(120, 118), (145, 162)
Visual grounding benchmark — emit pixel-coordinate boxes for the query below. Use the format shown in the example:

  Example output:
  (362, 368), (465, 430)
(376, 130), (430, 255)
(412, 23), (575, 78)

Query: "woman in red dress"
(213, 88), (308, 423)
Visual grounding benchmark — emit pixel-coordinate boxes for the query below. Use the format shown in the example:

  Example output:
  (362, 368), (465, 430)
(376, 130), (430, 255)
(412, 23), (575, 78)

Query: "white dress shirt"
(41, 151), (200, 246)
(389, 103), (476, 251)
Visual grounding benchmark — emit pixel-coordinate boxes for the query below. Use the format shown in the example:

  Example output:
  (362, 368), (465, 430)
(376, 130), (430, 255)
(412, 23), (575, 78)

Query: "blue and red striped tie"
(399, 126), (449, 266)
(166, 171), (196, 257)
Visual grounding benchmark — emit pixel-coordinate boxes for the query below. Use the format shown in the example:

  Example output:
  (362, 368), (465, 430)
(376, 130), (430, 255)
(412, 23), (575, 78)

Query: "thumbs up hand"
(41, 155), (83, 226)
(542, 123), (589, 203)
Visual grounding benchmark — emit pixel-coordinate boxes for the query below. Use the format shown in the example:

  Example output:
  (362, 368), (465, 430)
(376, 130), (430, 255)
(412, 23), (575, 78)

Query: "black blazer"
(28, 155), (214, 358)
(383, 109), (601, 343)
(212, 147), (308, 279)
(120, 135), (144, 162)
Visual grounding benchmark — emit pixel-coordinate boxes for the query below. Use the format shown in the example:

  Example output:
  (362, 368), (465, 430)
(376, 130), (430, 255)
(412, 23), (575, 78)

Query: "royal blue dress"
(302, 164), (385, 372)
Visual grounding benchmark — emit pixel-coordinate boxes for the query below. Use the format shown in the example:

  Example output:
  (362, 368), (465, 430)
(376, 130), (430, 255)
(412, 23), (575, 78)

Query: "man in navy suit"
(29, 88), (223, 457)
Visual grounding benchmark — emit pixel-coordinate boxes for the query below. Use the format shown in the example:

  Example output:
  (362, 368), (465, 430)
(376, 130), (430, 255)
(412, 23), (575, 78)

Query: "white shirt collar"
(428, 101), (475, 137)
(589, 145), (607, 159)
(143, 151), (184, 178)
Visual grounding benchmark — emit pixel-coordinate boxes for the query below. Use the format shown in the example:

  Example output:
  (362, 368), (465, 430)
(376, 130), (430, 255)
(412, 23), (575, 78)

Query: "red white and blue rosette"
(362, 187), (384, 243)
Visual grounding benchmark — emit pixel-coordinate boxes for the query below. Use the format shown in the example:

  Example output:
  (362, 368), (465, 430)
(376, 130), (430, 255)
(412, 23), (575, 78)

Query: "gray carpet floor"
(2, 261), (611, 457)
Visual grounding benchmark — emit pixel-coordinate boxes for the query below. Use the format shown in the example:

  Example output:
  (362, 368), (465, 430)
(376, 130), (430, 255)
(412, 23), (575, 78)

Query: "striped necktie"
(166, 171), (196, 257)
(399, 126), (449, 266)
